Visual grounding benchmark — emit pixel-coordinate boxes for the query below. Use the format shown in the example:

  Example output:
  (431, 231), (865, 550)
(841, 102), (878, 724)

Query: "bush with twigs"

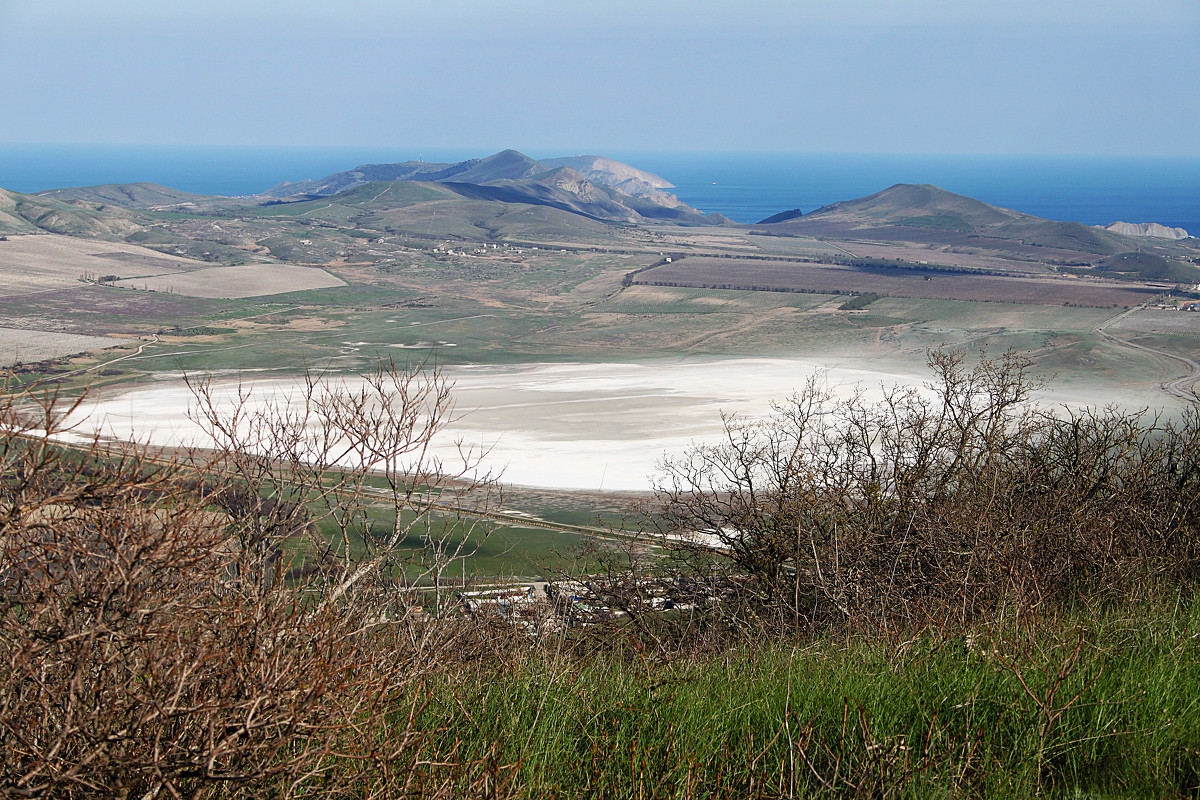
(0, 364), (505, 798)
(651, 349), (1200, 636)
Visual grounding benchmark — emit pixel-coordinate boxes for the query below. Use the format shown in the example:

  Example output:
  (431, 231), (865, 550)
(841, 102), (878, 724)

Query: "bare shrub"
(654, 349), (1200, 634)
(0, 363), (501, 798)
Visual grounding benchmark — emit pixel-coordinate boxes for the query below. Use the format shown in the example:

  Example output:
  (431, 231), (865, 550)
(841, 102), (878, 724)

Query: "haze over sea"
(3, 145), (1198, 234)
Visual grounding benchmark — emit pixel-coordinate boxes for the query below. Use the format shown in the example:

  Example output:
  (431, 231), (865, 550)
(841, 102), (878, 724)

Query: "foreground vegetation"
(425, 605), (1200, 798)
(3, 352), (1200, 797)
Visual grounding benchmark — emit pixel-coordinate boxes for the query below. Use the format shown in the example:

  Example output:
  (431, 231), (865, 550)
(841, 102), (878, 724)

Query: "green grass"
(171, 326), (236, 336)
(302, 509), (596, 580)
(839, 292), (882, 311)
(290, 477), (637, 580)
(896, 213), (973, 232)
(418, 600), (1200, 798)
(596, 286), (834, 315)
(92, 287), (1140, 387)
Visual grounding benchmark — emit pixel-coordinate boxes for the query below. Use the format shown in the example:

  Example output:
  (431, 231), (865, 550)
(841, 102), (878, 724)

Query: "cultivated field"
(808, 239), (1058, 273)
(1112, 309), (1200, 334)
(0, 233), (202, 294)
(633, 256), (1160, 308)
(111, 263), (346, 298)
(0, 285), (228, 337)
(0, 326), (132, 367)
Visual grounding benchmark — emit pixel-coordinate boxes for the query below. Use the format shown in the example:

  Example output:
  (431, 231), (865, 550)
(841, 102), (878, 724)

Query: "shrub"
(0, 365), (499, 798)
(653, 350), (1200, 634)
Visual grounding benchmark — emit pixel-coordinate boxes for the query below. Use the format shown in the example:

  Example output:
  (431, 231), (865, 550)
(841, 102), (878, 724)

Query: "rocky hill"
(1100, 221), (1190, 240)
(256, 150), (707, 222)
(262, 150), (678, 199)
(537, 155), (680, 207)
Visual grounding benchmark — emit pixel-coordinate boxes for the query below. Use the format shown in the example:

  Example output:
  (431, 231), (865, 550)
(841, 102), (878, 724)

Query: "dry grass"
(1112, 308), (1200, 333)
(1, 363), (503, 798)
(112, 262), (346, 298)
(0, 326), (132, 367)
(0, 233), (200, 295)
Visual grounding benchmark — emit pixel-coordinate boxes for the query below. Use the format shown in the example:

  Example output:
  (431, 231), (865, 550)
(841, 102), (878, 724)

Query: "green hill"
(240, 179), (622, 242)
(242, 173), (724, 234)
(0, 188), (145, 238)
(34, 182), (218, 210)
(802, 183), (1020, 230)
(0, 190), (43, 234)
(242, 181), (461, 219)
(255, 149), (719, 225)
(756, 183), (1138, 256)
(1096, 251), (1200, 283)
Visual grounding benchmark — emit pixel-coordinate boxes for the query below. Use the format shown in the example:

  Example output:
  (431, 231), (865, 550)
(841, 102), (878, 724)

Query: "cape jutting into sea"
(2, 144), (1197, 233)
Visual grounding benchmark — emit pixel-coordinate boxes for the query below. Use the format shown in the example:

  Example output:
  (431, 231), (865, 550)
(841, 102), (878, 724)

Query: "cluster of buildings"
(455, 576), (693, 635)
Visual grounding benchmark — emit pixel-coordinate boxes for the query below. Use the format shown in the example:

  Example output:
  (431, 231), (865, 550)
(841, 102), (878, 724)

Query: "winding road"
(1095, 305), (1200, 401)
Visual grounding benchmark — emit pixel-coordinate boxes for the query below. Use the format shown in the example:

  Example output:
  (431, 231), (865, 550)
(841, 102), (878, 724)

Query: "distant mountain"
(798, 183), (1038, 230)
(247, 169), (726, 234)
(755, 183), (1134, 256)
(258, 150), (544, 198)
(1100, 221), (1190, 240)
(536, 155), (679, 207)
(262, 150), (678, 200)
(440, 165), (729, 225)
(261, 161), (471, 198)
(239, 179), (627, 243)
(256, 149), (715, 223)
(31, 150), (725, 228)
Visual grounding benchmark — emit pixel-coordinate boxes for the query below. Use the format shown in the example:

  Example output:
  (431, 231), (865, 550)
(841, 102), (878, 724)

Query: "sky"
(1, 0), (1197, 155)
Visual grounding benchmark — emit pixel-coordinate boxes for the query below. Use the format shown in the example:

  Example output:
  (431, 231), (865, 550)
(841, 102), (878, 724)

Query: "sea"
(2, 144), (1198, 234)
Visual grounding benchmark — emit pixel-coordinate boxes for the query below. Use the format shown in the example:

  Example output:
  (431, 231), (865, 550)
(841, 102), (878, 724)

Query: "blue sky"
(1, 0), (1197, 155)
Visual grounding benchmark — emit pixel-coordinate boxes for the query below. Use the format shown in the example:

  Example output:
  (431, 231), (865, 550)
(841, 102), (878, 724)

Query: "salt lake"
(63, 357), (1175, 491)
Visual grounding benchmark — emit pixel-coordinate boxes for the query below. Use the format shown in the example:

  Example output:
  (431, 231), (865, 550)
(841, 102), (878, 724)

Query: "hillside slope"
(243, 179), (623, 242)
(443, 168), (726, 226)
(537, 155), (679, 205)
(1096, 251), (1200, 283)
(255, 150), (708, 223)
(35, 182), (218, 210)
(755, 184), (1144, 257)
(24, 151), (723, 229)
(258, 150), (543, 198)
(0, 188), (145, 238)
